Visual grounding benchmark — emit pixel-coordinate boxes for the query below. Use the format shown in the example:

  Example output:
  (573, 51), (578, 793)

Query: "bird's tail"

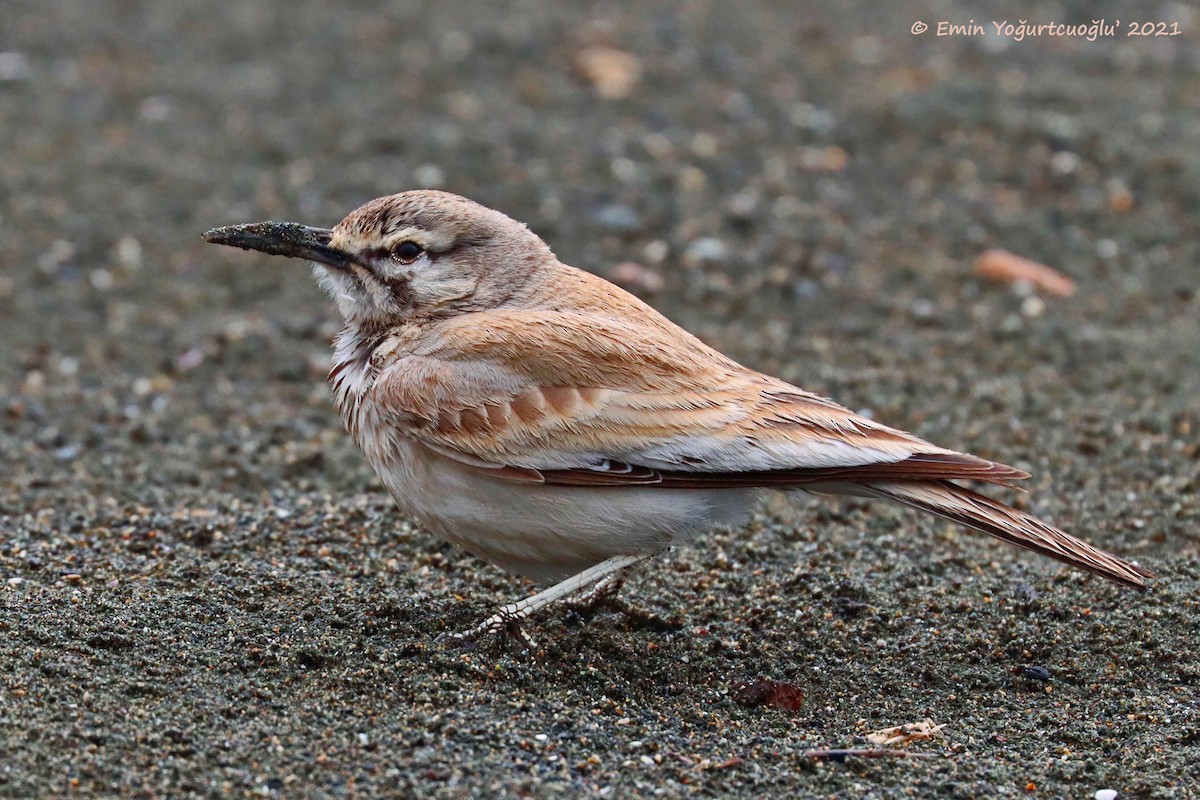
(860, 480), (1153, 589)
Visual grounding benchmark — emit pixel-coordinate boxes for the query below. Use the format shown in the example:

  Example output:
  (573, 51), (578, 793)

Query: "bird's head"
(203, 190), (553, 323)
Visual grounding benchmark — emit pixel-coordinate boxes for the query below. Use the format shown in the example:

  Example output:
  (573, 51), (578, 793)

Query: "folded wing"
(369, 309), (1027, 488)
(366, 307), (1149, 589)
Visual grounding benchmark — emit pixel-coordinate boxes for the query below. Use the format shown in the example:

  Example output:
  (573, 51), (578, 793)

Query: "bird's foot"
(435, 554), (656, 649)
(436, 607), (539, 651)
(567, 574), (627, 615)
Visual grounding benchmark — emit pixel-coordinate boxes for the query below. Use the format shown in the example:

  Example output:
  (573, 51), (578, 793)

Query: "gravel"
(2, 1), (1198, 797)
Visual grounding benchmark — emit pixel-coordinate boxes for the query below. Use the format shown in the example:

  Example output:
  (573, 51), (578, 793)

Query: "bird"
(202, 190), (1152, 644)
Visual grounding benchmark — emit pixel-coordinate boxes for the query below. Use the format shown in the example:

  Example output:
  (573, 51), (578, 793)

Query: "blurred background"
(2, 1), (1198, 796)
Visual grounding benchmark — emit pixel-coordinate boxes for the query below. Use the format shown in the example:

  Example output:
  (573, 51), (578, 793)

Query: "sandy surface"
(2, 1), (1198, 797)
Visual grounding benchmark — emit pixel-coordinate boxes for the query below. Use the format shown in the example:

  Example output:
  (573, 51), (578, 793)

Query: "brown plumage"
(202, 190), (1151, 641)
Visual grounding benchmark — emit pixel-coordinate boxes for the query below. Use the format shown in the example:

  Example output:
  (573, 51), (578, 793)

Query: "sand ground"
(2, 1), (1198, 797)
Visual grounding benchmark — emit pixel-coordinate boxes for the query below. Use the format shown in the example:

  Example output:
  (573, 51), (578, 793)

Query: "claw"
(434, 630), (479, 650)
(500, 613), (538, 650)
(568, 574), (627, 614)
(434, 554), (656, 649)
(438, 608), (538, 651)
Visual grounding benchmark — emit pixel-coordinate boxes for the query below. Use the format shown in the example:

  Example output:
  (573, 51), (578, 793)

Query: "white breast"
(328, 325), (758, 583)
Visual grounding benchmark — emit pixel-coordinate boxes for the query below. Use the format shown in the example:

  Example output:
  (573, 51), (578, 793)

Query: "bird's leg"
(439, 554), (653, 648)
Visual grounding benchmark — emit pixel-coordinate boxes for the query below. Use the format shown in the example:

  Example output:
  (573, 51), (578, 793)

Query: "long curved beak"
(201, 222), (352, 270)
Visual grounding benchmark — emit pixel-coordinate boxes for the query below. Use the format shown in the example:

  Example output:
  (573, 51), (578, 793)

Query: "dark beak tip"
(200, 228), (266, 254)
(200, 221), (346, 268)
(200, 227), (236, 245)
(200, 223), (267, 250)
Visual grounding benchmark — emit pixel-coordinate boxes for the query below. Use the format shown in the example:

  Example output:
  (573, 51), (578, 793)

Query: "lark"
(203, 191), (1151, 644)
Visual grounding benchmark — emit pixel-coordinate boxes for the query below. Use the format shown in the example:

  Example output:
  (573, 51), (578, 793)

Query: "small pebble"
(1019, 666), (1051, 681)
(413, 165), (444, 188)
(594, 204), (641, 232)
(1021, 296), (1046, 318)
(725, 191), (759, 220)
(90, 269), (114, 292)
(607, 262), (663, 293)
(0, 51), (32, 82)
(642, 240), (668, 264)
(114, 236), (143, 269)
(139, 95), (174, 122)
(683, 238), (729, 266)
(574, 46), (641, 99)
(175, 348), (205, 373)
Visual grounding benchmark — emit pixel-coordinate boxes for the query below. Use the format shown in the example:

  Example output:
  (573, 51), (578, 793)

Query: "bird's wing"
(367, 309), (1027, 488)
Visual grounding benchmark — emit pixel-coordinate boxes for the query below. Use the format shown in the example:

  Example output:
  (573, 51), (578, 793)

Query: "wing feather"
(370, 309), (1027, 487)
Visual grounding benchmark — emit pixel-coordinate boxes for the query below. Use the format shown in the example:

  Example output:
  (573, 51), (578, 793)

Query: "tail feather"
(862, 481), (1152, 590)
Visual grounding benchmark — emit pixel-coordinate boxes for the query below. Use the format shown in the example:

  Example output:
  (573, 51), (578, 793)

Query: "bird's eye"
(392, 241), (424, 264)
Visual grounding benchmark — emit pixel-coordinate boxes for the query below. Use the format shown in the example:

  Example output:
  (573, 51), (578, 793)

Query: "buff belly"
(366, 434), (758, 583)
